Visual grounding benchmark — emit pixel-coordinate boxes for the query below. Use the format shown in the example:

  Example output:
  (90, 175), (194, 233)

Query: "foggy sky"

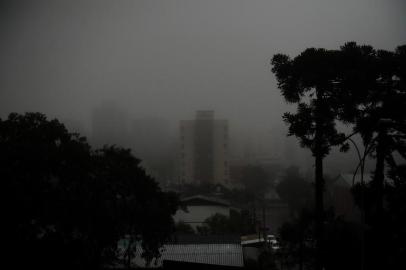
(1, 0), (405, 174)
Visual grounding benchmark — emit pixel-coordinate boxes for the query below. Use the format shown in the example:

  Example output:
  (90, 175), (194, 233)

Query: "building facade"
(180, 111), (229, 185)
(173, 195), (234, 230)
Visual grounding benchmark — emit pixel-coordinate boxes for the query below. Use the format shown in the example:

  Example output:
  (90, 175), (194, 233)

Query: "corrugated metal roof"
(132, 243), (244, 268)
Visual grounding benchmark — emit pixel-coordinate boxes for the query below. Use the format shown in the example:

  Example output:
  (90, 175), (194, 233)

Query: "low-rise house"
(326, 173), (372, 222)
(174, 195), (237, 230)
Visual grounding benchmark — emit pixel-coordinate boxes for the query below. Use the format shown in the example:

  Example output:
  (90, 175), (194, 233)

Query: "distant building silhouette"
(180, 111), (229, 185)
(130, 117), (176, 185)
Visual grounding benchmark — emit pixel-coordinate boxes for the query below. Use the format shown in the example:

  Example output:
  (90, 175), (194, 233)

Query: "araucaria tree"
(337, 42), (406, 269)
(271, 49), (346, 270)
(272, 42), (406, 269)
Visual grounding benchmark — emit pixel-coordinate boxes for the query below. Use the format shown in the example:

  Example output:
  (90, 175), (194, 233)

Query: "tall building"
(180, 110), (229, 185)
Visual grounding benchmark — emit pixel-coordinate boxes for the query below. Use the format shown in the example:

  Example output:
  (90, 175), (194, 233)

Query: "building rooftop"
(170, 234), (241, 244)
(181, 195), (231, 207)
(333, 173), (373, 187)
(131, 242), (244, 268)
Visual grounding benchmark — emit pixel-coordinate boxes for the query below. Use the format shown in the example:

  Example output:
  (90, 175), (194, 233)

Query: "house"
(326, 173), (372, 222)
(174, 195), (237, 230)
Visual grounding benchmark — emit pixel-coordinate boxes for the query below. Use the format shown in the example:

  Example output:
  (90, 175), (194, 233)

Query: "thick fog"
(1, 0), (405, 177)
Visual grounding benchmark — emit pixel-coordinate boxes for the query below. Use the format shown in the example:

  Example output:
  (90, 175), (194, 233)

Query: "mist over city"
(1, 1), (405, 269)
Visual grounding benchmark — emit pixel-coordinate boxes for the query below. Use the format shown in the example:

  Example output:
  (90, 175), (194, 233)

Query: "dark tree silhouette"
(1, 112), (179, 269)
(196, 210), (254, 235)
(240, 165), (274, 201)
(272, 48), (347, 270)
(174, 221), (195, 234)
(338, 43), (406, 269)
(276, 166), (313, 217)
(279, 209), (315, 270)
(92, 146), (180, 267)
(273, 42), (406, 269)
(338, 42), (406, 205)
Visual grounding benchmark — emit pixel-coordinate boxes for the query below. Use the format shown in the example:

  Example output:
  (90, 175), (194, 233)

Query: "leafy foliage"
(278, 209), (315, 270)
(336, 43), (406, 268)
(174, 221), (195, 234)
(272, 48), (348, 157)
(197, 210), (255, 235)
(1, 112), (179, 269)
(273, 41), (406, 270)
(240, 165), (274, 201)
(272, 46), (348, 270)
(276, 166), (313, 216)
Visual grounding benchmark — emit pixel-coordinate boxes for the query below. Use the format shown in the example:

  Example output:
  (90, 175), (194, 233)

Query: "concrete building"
(180, 111), (229, 185)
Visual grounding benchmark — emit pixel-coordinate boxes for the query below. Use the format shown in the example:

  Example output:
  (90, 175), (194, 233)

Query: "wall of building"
(194, 112), (215, 184)
(213, 120), (229, 185)
(174, 205), (231, 230)
(180, 120), (195, 184)
(179, 111), (229, 186)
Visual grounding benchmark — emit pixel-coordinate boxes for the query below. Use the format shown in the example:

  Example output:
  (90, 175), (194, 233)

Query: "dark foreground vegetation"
(272, 42), (406, 269)
(1, 112), (179, 269)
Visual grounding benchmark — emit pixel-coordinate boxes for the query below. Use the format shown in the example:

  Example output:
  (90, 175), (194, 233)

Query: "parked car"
(267, 234), (280, 250)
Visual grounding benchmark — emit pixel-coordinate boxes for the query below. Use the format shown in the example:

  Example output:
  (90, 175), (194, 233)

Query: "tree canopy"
(272, 42), (406, 270)
(272, 47), (347, 270)
(1, 112), (179, 269)
(196, 210), (254, 235)
(240, 165), (274, 201)
(276, 166), (313, 216)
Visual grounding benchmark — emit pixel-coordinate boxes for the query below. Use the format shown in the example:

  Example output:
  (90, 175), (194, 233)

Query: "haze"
(1, 0), (405, 176)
